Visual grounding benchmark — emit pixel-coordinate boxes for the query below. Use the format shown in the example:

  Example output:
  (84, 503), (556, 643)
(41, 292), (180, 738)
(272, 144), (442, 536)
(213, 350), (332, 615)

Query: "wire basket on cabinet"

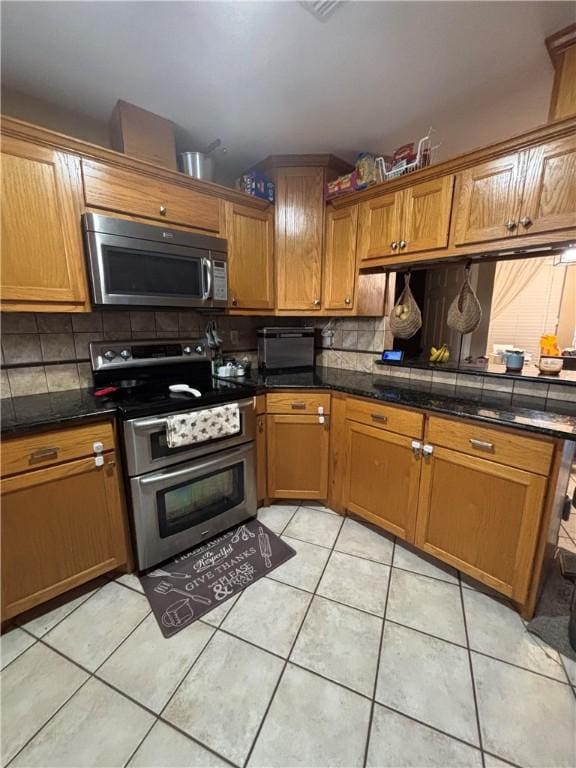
(375, 128), (440, 182)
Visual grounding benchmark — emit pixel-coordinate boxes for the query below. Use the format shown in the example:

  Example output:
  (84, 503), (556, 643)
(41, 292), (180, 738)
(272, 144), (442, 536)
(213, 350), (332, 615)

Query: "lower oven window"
(157, 462), (245, 538)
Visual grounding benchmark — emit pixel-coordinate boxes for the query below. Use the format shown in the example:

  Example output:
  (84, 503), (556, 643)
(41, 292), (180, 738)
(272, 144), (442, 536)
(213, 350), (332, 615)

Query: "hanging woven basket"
(447, 269), (482, 335)
(389, 273), (422, 339)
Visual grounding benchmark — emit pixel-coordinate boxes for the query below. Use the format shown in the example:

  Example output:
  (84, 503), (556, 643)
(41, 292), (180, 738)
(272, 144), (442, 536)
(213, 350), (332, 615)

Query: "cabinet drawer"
(266, 392), (331, 415)
(345, 398), (424, 439)
(82, 160), (221, 232)
(426, 417), (553, 476)
(2, 421), (115, 477)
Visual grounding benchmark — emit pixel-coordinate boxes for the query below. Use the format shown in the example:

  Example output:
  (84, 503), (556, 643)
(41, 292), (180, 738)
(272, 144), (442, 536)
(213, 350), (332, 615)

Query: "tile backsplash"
(0, 311), (303, 398)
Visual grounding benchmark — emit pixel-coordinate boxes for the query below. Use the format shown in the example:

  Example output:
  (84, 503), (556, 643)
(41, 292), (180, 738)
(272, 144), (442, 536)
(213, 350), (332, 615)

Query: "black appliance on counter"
(257, 326), (315, 370)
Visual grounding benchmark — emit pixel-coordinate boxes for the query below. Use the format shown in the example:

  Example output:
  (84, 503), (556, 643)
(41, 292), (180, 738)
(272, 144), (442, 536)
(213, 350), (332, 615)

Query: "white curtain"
(490, 259), (546, 320)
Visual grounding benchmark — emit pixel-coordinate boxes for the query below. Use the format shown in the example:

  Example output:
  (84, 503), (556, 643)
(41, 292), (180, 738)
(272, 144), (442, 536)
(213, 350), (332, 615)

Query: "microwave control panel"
(213, 260), (228, 301)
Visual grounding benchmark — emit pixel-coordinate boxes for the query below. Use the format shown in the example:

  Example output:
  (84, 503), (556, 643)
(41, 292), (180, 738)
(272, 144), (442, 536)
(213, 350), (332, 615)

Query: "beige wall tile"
(1, 369), (12, 398)
(36, 313), (73, 333)
(2, 313), (38, 333)
(72, 312), (102, 333)
(77, 362), (93, 389)
(7, 367), (48, 396)
(45, 364), (80, 392)
(74, 333), (103, 360)
(102, 311), (131, 334)
(2, 334), (43, 365)
(130, 311), (155, 332)
(40, 333), (76, 362)
(155, 312), (179, 333)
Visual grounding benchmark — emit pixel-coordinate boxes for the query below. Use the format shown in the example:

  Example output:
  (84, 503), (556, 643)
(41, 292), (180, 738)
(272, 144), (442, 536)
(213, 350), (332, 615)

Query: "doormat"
(139, 519), (296, 638)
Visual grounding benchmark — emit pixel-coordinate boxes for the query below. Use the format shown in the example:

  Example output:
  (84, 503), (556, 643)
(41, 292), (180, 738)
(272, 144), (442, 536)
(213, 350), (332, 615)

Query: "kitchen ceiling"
(1, 1), (574, 178)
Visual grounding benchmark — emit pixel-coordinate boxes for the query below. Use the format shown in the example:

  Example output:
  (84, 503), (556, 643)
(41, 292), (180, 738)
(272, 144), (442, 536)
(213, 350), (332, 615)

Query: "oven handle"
(202, 257), (212, 301)
(138, 444), (252, 486)
(131, 398), (254, 432)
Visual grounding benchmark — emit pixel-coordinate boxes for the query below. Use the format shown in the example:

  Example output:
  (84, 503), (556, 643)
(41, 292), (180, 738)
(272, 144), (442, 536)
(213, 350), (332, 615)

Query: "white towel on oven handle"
(165, 403), (241, 448)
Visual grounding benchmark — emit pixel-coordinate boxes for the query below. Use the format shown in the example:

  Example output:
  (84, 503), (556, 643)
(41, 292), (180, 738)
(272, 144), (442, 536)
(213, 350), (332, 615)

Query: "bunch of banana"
(430, 344), (450, 363)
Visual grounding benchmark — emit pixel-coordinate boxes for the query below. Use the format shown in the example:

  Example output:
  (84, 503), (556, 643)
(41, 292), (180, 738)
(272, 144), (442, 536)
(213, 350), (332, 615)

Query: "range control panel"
(90, 339), (207, 371)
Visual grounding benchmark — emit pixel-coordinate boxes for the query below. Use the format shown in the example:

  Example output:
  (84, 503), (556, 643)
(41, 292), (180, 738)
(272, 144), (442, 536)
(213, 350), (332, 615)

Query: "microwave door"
(86, 232), (210, 308)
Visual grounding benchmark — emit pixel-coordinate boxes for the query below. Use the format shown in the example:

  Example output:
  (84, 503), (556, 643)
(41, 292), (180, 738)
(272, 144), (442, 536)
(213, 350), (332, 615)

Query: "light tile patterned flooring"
(2, 502), (576, 768)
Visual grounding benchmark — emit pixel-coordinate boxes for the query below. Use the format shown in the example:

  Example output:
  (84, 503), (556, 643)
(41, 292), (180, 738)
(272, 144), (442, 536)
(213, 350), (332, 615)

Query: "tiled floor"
(2, 502), (575, 768)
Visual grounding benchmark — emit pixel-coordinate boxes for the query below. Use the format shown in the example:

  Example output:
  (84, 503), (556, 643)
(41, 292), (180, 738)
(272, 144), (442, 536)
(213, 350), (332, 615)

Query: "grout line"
(481, 750), (524, 768)
(241, 510), (345, 768)
(459, 572), (485, 767)
(362, 537), (395, 768)
(122, 716), (158, 768)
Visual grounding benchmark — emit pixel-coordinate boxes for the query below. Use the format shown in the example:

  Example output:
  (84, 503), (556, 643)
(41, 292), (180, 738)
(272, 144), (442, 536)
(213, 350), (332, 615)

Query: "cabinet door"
(415, 446), (546, 601)
(402, 176), (454, 254)
(1, 454), (130, 620)
(275, 167), (324, 311)
(451, 153), (525, 245)
(357, 192), (403, 262)
(1, 137), (89, 311)
(266, 414), (329, 499)
(343, 421), (421, 541)
(82, 159), (220, 232)
(323, 205), (358, 311)
(256, 414), (267, 503)
(520, 135), (576, 236)
(226, 203), (275, 310)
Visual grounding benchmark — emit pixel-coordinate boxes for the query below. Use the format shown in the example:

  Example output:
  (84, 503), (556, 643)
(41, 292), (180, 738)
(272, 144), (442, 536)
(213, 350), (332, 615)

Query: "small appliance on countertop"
(257, 327), (315, 370)
(90, 338), (257, 570)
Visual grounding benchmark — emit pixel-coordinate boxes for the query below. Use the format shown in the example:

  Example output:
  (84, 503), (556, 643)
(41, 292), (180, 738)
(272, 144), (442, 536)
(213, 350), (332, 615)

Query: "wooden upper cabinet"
(1, 137), (89, 311)
(402, 176), (454, 253)
(225, 202), (274, 310)
(357, 192), (402, 262)
(415, 446), (546, 602)
(451, 153), (525, 246)
(323, 204), (358, 311)
(520, 135), (576, 236)
(82, 159), (221, 232)
(275, 167), (325, 310)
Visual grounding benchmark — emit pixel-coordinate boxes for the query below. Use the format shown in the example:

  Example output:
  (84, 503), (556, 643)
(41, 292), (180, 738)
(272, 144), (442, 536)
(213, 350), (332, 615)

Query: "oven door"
(85, 230), (214, 308)
(123, 398), (256, 476)
(130, 443), (257, 570)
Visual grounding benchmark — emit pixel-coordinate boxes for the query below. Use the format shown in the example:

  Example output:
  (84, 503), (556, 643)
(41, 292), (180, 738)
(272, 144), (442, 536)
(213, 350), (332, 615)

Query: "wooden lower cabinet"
(256, 413), (268, 504)
(1, 439), (131, 621)
(414, 446), (547, 602)
(266, 413), (329, 499)
(343, 421), (421, 540)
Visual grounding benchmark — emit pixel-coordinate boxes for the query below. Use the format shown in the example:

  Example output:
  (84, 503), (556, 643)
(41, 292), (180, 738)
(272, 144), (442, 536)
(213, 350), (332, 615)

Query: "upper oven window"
(104, 246), (203, 297)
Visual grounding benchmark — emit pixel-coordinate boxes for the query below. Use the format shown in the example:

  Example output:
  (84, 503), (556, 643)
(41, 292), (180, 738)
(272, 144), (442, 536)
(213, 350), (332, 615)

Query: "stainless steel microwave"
(82, 213), (228, 309)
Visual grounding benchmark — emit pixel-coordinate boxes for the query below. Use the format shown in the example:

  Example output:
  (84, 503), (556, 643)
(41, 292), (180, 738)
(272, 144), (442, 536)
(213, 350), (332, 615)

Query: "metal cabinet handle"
(29, 447), (59, 462)
(159, 205), (167, 216)
(344, 297), (351, 305)
(313, 298), (321, 306)
(399, 240), (407, 249)
(231, 297), (238, 306)
(422, 444), (434, 456)
(469, 438), (494, 452)
(291, 402), (307, 410)
(411, 440), (422, 457)
(390, 241), (398, 250)
(505, 220), (517, 231)
(371, 413), (388, 423)
(519, 216), (532, 228)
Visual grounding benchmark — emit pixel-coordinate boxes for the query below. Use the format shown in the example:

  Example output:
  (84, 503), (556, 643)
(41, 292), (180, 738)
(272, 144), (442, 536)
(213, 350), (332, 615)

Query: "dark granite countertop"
(1, 389), (118, 437)
(3, 368), (576, 441)
(228, 367), (576, 441)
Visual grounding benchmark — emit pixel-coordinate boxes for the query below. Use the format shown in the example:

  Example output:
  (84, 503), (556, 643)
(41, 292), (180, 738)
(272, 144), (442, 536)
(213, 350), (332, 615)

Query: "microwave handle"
(202, 257), (212, 300)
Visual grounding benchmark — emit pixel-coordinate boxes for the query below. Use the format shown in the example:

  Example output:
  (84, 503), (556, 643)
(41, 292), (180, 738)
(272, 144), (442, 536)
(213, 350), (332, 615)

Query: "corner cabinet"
(225, 202), (275, 310)
(1, 421), (132, 620)
(1, 137), (90, 312)
(275, 166), (325, 311)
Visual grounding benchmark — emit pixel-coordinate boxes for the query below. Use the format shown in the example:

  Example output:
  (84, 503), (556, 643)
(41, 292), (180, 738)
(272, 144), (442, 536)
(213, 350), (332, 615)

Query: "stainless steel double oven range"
(90, 338), (257, 570)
